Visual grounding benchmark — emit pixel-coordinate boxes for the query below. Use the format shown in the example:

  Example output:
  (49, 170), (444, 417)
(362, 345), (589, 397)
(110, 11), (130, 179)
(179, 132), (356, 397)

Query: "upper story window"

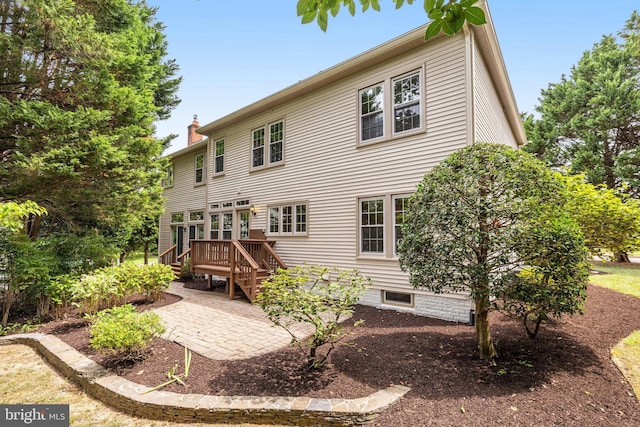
(161, 164), (174, 188)
(358, 69), (423, 144)
(393, 72), (421, 133)
(252, 128), (265, 167)
(359, 83), (384, 141)
(252, 120), (284, 169)
(214, 139), (224, 174)
(195, 153), (204, 184)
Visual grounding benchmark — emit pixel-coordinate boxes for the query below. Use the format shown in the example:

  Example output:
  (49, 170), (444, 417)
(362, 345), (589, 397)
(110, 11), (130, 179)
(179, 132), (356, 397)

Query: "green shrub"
(180, 258), (193, 281)
(137, 264), (174, 302)
(89, 304), (165, 361)
(46, 274), (78, 319)
(72, 268), (120, 315)
(257, 265), (368, 369)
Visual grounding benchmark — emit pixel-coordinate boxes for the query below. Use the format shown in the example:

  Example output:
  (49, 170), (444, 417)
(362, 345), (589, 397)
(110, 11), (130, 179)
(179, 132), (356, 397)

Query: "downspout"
(464, 25), (475, 147)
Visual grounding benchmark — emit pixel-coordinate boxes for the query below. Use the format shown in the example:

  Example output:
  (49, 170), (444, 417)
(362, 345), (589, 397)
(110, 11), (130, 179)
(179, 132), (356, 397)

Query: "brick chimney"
(187, 114), (203, 146)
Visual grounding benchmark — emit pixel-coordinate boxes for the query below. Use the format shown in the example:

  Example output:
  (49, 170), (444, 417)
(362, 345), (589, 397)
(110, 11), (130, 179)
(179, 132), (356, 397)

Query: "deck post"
(229, 243), (235, 299)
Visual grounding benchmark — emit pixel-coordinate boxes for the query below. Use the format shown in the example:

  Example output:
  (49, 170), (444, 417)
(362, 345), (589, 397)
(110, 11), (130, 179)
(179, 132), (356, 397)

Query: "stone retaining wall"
(0, 333), (409, 426)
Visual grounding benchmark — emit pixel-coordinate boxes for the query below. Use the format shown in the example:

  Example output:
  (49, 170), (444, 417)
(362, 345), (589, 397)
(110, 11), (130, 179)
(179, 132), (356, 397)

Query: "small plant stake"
(144, 345), (192, 393)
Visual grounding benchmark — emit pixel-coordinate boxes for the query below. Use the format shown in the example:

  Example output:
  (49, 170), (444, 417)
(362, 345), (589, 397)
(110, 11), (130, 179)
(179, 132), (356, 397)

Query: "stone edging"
(0, 333), (410, 426)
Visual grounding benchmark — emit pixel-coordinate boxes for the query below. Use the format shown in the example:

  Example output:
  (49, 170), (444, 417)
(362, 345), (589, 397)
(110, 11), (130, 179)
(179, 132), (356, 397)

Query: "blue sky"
(147, 0), (639, 153)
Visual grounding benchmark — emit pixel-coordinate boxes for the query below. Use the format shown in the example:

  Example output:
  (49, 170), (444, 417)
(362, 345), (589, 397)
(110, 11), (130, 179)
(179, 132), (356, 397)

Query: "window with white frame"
(195, 153), (204, 184)
(358, 69), (423, 143)
(170, 212), (184, 224)
(161, 164), (174, 188)
(210, 213), (220, 239)
(269, 121), (284, 163)
(214, 138), (224, 174)
(252, 120), (284, 168)
(393, 195), (410, 254)
(222, 212), (233, 240)
(295, 205), (307, 233)
(268, 203), (308, 236)
(360, 198), (385, 254)
(359, 83), (384, 141)
(189, 211), (204, 222)
(393, 71), (421, 133)
(252, 128), (265, 167)
(269, 207), (279, 233)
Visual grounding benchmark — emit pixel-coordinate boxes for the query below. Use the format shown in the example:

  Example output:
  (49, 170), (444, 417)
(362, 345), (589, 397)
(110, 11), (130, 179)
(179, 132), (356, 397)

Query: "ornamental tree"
(398, 143), (587, 359)
(257, 265), (368, 369)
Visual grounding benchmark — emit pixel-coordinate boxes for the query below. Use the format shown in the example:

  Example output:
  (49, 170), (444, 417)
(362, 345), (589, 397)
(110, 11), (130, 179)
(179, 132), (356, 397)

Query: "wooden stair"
(170, 262), (181, 279)
(234, 268), (269, 301)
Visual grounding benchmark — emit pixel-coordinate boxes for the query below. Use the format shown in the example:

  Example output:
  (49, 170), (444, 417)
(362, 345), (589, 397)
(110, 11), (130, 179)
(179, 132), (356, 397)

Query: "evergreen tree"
(0, 0), (180, 242)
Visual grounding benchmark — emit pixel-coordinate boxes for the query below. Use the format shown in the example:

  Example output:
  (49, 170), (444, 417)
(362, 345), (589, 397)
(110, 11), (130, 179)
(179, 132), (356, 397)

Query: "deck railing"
(239, 240), (287, 272)
(183, 239), (288, 301)
(190, 240), (230, 268)
(159, 245), (177, 265)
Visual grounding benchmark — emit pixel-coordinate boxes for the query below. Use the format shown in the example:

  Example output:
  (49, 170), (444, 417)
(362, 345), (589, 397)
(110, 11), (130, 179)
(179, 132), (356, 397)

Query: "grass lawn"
(590, 261), (640, 399)
(123, 251), (157, 265)
(0, 344), (275, 427)
(590, 262), (640, 298)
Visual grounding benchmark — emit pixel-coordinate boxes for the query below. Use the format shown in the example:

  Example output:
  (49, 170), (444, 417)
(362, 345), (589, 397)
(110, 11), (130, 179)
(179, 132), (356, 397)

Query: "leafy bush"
(256, 265), (368, 369)
(180, 258), (193, 281)
(72, 268), (121, 315)
(496, 215), (589, 338)
(89, 304), (165, 361)
(46, 274), (77, 319)
(136, 264), (174, 302)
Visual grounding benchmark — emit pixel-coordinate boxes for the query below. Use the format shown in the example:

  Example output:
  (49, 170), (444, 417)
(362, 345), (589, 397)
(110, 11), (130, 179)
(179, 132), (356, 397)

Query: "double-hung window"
(252, 120), (284, 169)
(360, 198), (385, 254)
(252, 128), (265, 168)
(393, 71), (421, 134)
(214, 138), (224, 174)
(393, 196), (411, 254)
(161, 164), (174, 188)
(359, 83), (384, 141)
(195, 153), (204, 184)
(358, 69), (423, 144)
(358, 194), (410, 257)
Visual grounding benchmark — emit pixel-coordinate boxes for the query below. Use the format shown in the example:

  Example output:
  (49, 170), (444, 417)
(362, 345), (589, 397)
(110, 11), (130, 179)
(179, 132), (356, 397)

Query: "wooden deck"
(159, 239), (287, 302)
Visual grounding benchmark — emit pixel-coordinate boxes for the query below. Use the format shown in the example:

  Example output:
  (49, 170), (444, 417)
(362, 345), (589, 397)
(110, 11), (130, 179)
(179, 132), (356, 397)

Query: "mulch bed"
(17, 282), (640, 426)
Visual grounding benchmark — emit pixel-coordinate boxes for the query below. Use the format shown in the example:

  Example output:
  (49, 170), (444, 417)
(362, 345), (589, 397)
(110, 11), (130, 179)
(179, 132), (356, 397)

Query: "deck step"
(170, 262), (181, 279)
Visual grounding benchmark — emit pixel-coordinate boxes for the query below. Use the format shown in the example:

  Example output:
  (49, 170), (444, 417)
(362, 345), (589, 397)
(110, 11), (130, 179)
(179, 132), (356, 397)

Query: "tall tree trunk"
(144, 242), (149, 265)
(615, 252), (630, 263)
(475, 295), (496, 359)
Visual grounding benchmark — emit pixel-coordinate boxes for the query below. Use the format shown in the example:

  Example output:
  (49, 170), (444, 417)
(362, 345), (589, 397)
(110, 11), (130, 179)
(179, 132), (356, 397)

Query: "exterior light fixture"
(250, 205), (257, 216)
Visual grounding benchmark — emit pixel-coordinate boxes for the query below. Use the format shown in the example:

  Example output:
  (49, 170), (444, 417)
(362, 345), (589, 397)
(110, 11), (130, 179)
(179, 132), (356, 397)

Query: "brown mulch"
(20, 283), (640, 426)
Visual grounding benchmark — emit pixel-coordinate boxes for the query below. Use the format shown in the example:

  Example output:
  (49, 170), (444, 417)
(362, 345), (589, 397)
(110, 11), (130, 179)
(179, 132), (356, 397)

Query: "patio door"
(238, 210), (250, 239)
(172, 226), (184, 262)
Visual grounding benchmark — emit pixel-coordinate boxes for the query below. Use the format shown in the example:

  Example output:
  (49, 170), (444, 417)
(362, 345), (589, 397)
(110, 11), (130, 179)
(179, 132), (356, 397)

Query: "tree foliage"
(524, 12), (640, 197)
(560, 174), (640, 260)
(257, 266), (368, 369)
(398, 143), (588, 359)
(0, 201), (46, 232)
(496, 215), (589, 338)
(0, 0), (180, 241)
(297, 0), (486, 40)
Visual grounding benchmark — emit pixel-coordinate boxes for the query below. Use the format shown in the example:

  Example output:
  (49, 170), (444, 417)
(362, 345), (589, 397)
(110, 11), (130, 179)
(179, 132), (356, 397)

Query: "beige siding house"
(159, 2), (525, 323)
